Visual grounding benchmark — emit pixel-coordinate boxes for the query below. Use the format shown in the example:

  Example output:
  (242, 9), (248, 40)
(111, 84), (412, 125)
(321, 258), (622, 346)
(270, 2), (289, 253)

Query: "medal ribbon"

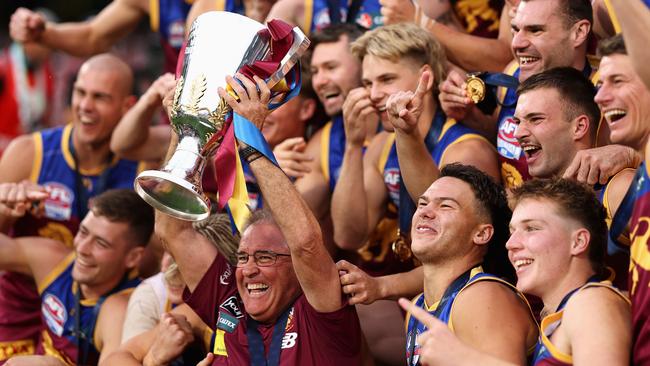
(246, 306), (292, 366)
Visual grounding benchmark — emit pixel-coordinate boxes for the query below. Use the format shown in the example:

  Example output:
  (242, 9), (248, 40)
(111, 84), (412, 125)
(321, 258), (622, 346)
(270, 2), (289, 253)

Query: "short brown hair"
(510, 178), (607, 277)
(89, 189), (154, 247)
(598, 34), (627, 57)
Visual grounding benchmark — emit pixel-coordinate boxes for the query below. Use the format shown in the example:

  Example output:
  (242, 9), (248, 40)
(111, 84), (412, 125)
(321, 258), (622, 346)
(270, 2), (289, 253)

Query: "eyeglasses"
(235, 250), (291, 267)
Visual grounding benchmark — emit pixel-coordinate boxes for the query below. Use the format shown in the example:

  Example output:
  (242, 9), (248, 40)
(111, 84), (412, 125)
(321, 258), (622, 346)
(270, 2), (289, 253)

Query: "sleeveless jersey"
(36, 254), (140, 365)
(405, 266), (530, 366)
(305, 0), (382, 35)
(150, 0), (245, 73)
(531, 281), (629, 366)
(0, 124), (140, 363)
(595, 170), (634, 290)
(320, 115), (346, 192)
(629, 162), (650, 365)
(381, 113), (490, 209)
(496, 62), (593, 189)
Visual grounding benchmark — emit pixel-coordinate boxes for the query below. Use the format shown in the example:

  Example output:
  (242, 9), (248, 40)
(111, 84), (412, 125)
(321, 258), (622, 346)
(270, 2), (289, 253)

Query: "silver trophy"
(134, 11), (309, 221)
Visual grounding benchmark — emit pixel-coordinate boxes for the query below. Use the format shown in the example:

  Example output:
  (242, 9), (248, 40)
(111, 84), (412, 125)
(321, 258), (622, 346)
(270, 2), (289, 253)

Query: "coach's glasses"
(235, 250), (291, 267)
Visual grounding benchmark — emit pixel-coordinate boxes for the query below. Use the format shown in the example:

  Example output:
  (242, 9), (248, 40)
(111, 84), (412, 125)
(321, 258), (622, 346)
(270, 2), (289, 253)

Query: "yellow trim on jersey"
(150, 0), (160, 32)
(203, 326), (214, 351)
(137, 161), (148, 174)
(215, 0), (226, 11)
(37, 252), (75, 294)
(304, 0), (314, 35)
(439, 133), (494, 166)
(61, 124), (76, 171)
(213, 329), (228, 356)
(41, 330), (74, 366)
(0, 339), (35, 360)
(30, 132), (43, 183)
(61, 124), (122, 175)
(378, 133), (396, 173)
(603, 0), (622, 34)
(320, 121), (333, 182)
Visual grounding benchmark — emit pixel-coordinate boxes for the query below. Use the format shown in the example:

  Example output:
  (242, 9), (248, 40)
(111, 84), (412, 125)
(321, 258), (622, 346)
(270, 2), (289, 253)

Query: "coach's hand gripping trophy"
(134, 12), (309, 220)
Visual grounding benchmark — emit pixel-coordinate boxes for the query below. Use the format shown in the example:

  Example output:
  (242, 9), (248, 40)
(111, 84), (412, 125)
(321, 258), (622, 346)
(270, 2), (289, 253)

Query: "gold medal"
(466, 73), (486, 104)
(391, 229), (412, 262)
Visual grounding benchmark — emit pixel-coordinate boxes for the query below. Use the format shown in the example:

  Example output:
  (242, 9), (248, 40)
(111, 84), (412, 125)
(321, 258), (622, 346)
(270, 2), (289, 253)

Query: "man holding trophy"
(104, 11), (364, 365)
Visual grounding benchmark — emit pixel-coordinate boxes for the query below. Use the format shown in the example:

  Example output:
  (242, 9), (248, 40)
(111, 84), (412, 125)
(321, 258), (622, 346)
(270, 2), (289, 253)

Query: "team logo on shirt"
(220, 264), (233, 285)
(167, 20), (185, 48)
(42, 182), (73, 221)
(220, 296), (243, 318)
(496, 117), (522, 160)
(384, 168), (400, 205)
(42, 294), (67, 336)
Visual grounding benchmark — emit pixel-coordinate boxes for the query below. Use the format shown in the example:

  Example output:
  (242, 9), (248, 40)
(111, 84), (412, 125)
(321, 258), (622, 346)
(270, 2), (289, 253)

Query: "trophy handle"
(266, 27), (311, 89)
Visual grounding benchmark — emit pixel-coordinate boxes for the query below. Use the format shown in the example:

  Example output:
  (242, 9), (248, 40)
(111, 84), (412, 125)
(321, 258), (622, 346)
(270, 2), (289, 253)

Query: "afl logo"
(496, 117), (522, 160)
(43, 182), (73, 221)
(42, 294), (67, 336)
(384, 168), (401, 205)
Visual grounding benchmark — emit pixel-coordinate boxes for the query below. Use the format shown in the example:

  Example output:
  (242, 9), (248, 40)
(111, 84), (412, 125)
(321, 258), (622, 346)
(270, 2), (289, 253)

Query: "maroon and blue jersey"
(304, 0), (382, 35)
(319, 115), (345, 192)
(0, 125), (140, 363)
(405, 266), (530, 366)
(36, 254), (140, 365)
(531, 281), (629, 366)
(629, 162), (650, 365)
(184, 254), (363, 365)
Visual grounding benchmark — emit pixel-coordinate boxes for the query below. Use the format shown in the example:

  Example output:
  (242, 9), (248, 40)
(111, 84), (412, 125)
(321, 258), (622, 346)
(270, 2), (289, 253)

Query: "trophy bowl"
(134, 11), (309, 220)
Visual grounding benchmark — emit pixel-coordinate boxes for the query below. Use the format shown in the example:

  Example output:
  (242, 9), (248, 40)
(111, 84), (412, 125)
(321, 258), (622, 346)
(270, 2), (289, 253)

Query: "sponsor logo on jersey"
(384, 168), (400, 206)
(220, 295), (243, 318)
(496, 117), (522, 160)
(168, 20), (185, 48)
(220, 264), (233, 286)
(43, 182), (73, 221)
(217, 311), (239, 333)
(42, 294), (67, 336)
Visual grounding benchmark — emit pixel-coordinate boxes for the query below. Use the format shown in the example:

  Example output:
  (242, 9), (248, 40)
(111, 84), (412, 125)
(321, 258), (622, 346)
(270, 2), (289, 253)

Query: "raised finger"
(414, 71), (431, 100)
(398, 298), (441, 329)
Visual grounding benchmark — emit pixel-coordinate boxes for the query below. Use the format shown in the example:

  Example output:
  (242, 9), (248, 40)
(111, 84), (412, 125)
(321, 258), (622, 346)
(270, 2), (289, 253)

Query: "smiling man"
(403, 163), (537, 366)
(0, 189), (153, 365)
(105, 69), (363, 365)
(0, 53), (142, 363)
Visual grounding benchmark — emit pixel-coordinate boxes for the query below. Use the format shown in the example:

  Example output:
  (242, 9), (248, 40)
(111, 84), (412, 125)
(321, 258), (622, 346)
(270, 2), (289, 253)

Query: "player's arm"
(12, 0), (148, 57)
(442, 138), (501, 183)
(185, 0), (215, 36)
(421, 4), (514, 72)
(338, 261), (423, 305)
(265, 0), (304, 29)
(562, 287), (630, 365)
(294, 129), (331, 220)
(110, 73), (175, 162)
(452, 281), (537, 365)
(0, 135), (39, 232)
(0, 234), (68, 282)
(96, 292), (131, 363)
(331, 133), (387, 250)
(610, 0), (650, 90)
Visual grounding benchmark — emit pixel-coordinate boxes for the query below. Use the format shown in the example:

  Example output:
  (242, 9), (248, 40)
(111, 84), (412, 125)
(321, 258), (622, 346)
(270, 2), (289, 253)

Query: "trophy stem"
(134, 136), (211, 221)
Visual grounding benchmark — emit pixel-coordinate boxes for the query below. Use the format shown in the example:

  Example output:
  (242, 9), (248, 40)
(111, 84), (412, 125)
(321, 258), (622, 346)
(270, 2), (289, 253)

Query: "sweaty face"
(71, 66), (130, 149)
(361, 55), (426, 129)
(595, 54), (650, 151)
(511, 0), (578, 81)
(410, 177), (486, 264)
(310, 36), (362, 116)
(236, 222), (301, 323)
(506, 198), (577, 298)
(514, 88), (578, 178)
(72, 211), (136, 291)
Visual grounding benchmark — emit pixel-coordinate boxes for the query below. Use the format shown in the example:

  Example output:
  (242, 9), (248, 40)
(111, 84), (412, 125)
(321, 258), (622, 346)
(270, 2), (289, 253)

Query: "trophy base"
(135, 170), (210, 221)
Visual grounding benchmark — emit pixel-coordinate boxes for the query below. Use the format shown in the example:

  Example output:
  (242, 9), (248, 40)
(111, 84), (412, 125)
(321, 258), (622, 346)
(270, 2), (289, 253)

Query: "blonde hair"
(350, 23), (447, 94)
(193, 213), (241, 265)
